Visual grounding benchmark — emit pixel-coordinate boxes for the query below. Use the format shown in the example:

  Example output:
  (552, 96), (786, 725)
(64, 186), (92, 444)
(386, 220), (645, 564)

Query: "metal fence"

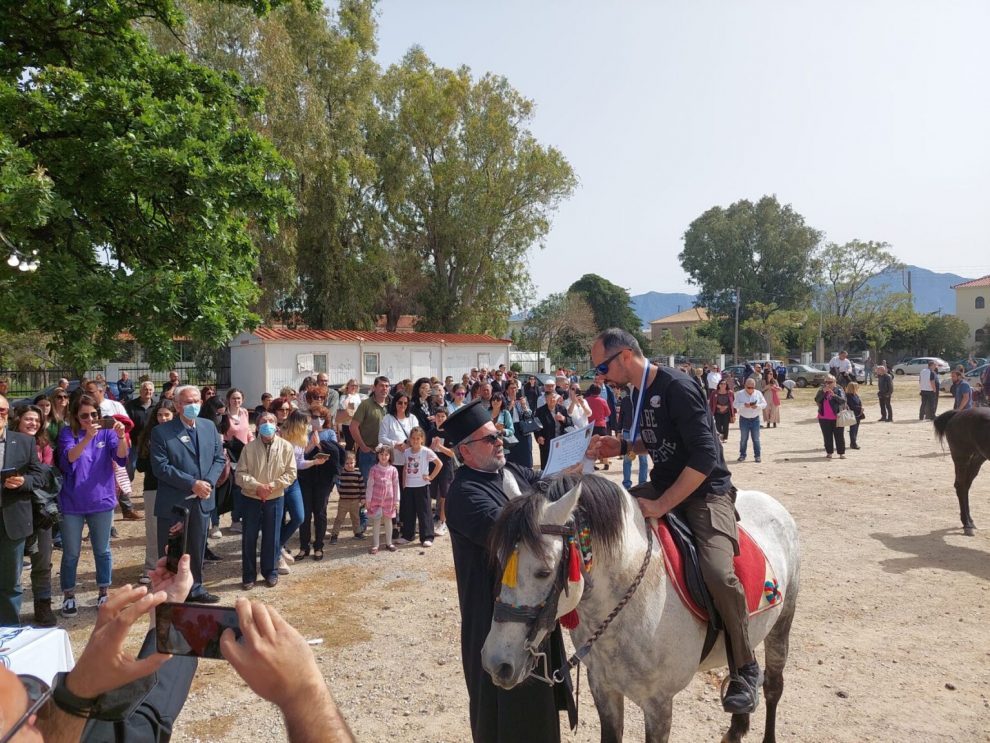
(0, 369), (104, 398)
(117, 367), (232, 389)
(0, 366), (231, 399)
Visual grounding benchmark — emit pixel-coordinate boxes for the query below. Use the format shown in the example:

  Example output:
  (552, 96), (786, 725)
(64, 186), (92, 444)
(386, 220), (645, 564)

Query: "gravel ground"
(45, 381), (990, 741)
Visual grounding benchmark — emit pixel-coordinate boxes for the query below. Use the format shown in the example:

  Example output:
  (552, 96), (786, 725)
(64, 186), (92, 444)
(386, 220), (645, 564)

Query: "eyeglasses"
(78, 411), (100, 420)
(0, 674), (53, 742)
(461, 433), (502, 447)
(594, 348), (628, 376)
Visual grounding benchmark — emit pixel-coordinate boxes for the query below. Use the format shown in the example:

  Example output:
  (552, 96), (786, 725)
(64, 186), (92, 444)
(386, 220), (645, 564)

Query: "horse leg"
(721, 713), (750, 743)
(587, 674), (625, 743)
(760, 581), (798, 743)
(641, 695), (673, 743)
(952, 455), (982, 536)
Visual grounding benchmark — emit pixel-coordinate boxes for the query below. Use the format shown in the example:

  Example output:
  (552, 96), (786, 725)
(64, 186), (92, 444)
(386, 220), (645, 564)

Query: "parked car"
(940, 364), (988, 394)
(811, 360), (866, 383)
(947, 357), (987, 372)
(892, 357), (950, 375)
(784, 364), (828, 388)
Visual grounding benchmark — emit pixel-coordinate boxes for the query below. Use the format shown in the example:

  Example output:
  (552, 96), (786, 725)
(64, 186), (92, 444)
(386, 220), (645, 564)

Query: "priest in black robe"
(442, 399), (573, 743)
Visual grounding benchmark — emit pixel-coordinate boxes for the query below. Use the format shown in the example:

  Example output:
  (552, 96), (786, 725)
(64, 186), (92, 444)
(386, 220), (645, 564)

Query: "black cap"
(438, 398), (490, 446)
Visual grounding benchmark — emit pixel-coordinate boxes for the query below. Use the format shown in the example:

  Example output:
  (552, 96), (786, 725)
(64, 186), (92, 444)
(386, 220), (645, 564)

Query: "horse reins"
(493, 517), (655, 686)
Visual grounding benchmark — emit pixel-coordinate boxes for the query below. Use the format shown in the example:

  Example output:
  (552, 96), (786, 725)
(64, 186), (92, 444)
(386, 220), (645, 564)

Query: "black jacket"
(878, 374), (894, 396)
(1, 430), (47, 541)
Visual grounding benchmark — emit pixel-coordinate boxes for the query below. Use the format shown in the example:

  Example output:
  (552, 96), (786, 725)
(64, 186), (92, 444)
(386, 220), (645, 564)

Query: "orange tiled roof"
(951, 275), (990, 289)
(252, 327), (511, 345)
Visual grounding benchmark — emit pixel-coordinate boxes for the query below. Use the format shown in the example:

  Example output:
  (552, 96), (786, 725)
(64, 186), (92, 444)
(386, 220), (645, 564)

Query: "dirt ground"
(50, 380), (990, 742)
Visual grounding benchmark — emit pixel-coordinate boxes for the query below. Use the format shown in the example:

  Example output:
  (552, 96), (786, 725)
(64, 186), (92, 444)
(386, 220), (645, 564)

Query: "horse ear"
(544, 482), (582, 526)
(503, 469), (524, 500)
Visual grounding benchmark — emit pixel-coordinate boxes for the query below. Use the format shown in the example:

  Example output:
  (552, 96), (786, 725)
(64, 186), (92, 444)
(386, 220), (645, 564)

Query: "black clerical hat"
(439, 398), (490, 446)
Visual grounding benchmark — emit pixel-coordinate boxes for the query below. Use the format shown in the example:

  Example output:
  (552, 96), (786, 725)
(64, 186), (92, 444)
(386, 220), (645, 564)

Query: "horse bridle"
(493, 518), (654, 685)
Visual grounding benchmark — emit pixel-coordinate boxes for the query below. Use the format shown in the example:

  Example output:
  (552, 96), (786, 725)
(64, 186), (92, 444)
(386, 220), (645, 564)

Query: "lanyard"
(628, 362), (651, 445)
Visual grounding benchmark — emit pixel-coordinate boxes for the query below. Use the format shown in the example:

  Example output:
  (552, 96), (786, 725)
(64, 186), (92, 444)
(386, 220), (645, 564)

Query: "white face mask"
(312, 418), (324, 431)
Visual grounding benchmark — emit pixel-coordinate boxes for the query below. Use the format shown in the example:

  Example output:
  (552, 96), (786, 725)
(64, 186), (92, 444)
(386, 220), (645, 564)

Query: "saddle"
(656, 512), (782, 661)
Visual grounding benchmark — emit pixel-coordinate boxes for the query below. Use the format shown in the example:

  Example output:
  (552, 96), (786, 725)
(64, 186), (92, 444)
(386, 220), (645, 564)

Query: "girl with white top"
(378, 392), (415, 541)
(399, 426), (441, 546)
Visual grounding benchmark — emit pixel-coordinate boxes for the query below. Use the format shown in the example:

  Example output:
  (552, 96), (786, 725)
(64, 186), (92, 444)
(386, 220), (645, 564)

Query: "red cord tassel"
(560, 609), (579, 629)
(568, 541), (581, 583)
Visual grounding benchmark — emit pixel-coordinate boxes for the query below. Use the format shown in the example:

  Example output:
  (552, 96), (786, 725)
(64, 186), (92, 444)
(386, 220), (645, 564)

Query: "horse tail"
(933, 410), (957, 446)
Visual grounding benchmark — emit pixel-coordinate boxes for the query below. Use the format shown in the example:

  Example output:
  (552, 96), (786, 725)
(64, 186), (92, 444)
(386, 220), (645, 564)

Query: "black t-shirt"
(632, 365), (733, 498)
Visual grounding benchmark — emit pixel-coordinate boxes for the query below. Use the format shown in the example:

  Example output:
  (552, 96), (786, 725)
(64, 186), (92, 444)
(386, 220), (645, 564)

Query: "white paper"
(541, 424), (595, 478)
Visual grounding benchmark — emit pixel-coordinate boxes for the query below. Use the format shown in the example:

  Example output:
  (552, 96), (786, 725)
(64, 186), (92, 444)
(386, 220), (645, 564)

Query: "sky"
(374, 1), (990, 302)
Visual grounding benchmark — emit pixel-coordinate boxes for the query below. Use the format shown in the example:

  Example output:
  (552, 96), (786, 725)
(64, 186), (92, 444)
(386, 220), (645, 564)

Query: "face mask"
(259, 422), (277, 438)
(183, 403), (201, 419)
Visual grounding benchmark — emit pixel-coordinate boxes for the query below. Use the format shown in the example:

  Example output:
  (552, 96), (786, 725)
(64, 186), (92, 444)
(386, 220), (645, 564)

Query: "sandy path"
(54, 381), (990, 741)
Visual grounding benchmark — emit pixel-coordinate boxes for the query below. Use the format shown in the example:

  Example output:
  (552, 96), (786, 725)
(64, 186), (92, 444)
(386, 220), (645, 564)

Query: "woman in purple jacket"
(57, 394), (129, 617)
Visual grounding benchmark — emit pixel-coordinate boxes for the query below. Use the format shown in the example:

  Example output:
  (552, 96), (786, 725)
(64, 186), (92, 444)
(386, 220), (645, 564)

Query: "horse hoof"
(964, 525), (976, 537)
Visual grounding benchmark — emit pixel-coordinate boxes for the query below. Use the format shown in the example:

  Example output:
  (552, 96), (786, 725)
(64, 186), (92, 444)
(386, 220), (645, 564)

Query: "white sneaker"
(422, 540), (433, 548)
(435, 523), (448, 536)
(281, 548), (295, 564)
(277, 557), (291, 575)
(97, 594), (108, 608)
(210, 528), (222, 539)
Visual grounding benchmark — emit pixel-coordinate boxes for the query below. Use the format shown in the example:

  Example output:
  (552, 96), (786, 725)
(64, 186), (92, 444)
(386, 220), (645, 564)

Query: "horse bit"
(493, 520), (654, 685)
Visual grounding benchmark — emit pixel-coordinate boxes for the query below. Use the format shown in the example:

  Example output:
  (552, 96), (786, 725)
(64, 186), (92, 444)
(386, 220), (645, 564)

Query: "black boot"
(722, 661), (764, 714)
(34, 599), (57, 628)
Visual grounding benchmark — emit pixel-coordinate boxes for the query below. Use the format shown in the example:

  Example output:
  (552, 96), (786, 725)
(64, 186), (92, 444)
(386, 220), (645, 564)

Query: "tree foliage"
(741, 302), (807, 358)
(370, 48), (576, 335)
(1, 0), (296, 372)
(523, 293), (597, 363)
(679, 196), (822, 348)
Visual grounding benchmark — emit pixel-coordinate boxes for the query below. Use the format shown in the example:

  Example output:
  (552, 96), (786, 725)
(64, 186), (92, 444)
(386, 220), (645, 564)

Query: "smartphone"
(155, 602), (241, 659)
(0, 466), (24, 481)
(100, 416), (116, 429)
(313, 452), (331, 461)
(165, 506), (190, 574)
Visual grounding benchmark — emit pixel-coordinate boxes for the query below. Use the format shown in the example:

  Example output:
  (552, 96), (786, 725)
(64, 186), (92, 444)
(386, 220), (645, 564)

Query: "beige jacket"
(235, 436), (297, 500)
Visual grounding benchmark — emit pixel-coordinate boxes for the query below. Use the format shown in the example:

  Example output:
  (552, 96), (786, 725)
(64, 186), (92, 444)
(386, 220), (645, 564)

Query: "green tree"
(819, 240), (902, 319)
(523, 292), (597, 366)
(652, 329), (679, 358)
(680, 326), (723, 362)
(679, 196), (822, 348)
(1, 0), (296, 372)
(370, 48), (576, 335)
(741, 301), (807, 358)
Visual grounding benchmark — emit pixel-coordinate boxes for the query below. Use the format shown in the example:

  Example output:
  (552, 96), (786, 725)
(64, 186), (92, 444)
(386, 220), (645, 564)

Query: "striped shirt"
(337, 468), (365, 499)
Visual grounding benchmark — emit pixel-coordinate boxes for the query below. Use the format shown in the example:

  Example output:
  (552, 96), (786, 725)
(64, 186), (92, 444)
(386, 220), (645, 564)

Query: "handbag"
(518, 411), (542, 435)
(836, 408), (857, 427)
(32, 465), (63, 530)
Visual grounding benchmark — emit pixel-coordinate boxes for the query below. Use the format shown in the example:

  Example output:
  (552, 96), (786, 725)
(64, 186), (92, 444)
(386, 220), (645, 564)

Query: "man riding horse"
(587, 328), (764, 715)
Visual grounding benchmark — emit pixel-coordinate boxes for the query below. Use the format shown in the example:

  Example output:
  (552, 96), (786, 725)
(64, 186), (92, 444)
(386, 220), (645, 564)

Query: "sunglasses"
(461, 432), (502, 447)
(0, 674), (53, 742)
(78, 411), (100, 420)
(594, 348), (628, 376)
(278, 407), (291, 412)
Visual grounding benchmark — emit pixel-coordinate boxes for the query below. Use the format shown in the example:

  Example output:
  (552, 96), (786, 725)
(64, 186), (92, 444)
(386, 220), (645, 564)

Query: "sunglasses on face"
(278, 407), (290, 413)
(0, 674), (53, 742)
(78, 411), (100, 420)
(594, 348), (628, 376)
(461, 433), (502, 447)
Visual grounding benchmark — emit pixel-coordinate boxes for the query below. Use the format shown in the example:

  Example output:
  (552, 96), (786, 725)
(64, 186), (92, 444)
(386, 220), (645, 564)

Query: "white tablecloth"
(0, 627), (75, 684)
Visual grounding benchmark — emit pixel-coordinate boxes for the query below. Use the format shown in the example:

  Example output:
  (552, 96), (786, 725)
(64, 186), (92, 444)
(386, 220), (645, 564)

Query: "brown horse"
(933, 408), (990, 536)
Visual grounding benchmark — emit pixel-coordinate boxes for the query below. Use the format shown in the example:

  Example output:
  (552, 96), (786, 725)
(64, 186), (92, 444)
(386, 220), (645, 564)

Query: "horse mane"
(488, 473), (629, 572)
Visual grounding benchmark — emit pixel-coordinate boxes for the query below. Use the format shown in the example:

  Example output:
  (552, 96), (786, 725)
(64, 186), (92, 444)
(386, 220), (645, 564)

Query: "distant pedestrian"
(733, 379), (766, 463)
(815, 376), (846, 459)
(844, 382), (865, 449)
(877, 366), (894, 422)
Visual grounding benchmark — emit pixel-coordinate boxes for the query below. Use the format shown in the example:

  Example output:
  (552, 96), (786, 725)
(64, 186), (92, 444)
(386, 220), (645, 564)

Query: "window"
(977, 297), (986, 309)
(363, 352), (379, 375)
(313, 354), (328, 374)
(976, 329), (986, 343)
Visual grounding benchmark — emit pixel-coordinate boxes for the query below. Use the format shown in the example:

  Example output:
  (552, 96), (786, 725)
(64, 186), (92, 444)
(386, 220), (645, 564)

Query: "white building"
(229, 327), (511, 403)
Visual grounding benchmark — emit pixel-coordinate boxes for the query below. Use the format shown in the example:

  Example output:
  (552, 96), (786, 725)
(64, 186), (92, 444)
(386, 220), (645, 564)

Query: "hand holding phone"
(165, 506), (190, 574)
(100, 416), (117, 430)
(156, 602), (241, 659)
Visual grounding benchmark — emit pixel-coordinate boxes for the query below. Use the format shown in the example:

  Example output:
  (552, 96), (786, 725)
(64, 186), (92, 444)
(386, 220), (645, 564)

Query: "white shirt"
(918, 368), (935, 391)
(403, 447), (439, 488)
(99, 399), (128, 418)
(378, 414), (415, 465)
(733, 389), (767, 418)
(831, 356), (852, 374)
(706, 371), (722, 389)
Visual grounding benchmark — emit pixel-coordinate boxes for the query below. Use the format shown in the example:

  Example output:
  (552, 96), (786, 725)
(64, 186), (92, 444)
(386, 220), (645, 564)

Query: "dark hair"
(298, 376), (315, 393)
(13, 404), (50, 449)
(596, 328), (643, 358)
(388, 393), (410, 416)
(587, 383), (601, 396)
(226, 387), (244, 402)
(490, 392), (505, 408)
(270, 397), (292, 414)
(373, 375), (390, 387)
(139, 400), (177, 458)
(68, 394), (100, 435)
(411, 377), (431, 401)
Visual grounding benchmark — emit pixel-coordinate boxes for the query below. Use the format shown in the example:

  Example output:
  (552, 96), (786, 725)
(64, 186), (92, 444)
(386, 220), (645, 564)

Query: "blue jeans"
(60, 510), (115, 592)
(0, 529), (26, 626)
(738, 416), (761, 459)
(241, 496), (284, 584)
(621, 430), (649, 490)
(279, 480), (304, 549)
(358, 450), (376, 484)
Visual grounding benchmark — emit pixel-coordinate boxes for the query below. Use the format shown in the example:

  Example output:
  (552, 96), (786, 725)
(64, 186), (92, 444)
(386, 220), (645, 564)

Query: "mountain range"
(629, 265), (974, 328)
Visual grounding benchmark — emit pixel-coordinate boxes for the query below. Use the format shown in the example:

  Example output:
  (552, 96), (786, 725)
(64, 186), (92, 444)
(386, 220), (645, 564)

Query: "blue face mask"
(183, 403), (201, 419)
(259, 422), (277, 438)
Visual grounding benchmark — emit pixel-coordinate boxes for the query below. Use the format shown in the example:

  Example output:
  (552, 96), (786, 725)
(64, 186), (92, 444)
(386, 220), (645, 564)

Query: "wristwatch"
(52, 671), (98, 718)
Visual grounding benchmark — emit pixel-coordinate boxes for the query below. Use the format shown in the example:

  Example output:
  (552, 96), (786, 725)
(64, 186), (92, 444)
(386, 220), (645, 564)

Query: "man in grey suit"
(0, 394), (47, 625)
(151, 385), (226, 603)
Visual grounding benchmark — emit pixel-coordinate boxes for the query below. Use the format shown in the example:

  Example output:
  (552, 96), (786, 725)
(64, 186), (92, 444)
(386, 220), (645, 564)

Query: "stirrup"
(720, 666), (764, 714)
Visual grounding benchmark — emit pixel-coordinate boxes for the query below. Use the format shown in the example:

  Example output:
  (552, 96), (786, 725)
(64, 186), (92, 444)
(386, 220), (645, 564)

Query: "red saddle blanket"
(653, 520), (782, 622)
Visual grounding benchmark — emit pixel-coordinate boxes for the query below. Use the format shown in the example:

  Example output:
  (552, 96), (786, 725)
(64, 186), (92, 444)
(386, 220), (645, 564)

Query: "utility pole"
(902, 269), (912, 309)
(733, 288), (741, 364)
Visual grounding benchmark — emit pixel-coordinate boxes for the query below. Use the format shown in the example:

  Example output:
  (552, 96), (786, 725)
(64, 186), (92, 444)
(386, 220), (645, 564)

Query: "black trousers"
(400, 485), (434, 543)
(919, 391), (937, 420)
(878, 394), (893, 421)
(298, 477), (332, 550)
(157, 505), (211, 597)
(848, 421), (860, 446)
(818, 418), (845, 455)
(714, 411), (731, 440)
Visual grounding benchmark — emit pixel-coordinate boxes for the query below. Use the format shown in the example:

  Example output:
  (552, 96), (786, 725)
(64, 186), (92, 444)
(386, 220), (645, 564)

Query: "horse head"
(481, 478), (586, 689)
